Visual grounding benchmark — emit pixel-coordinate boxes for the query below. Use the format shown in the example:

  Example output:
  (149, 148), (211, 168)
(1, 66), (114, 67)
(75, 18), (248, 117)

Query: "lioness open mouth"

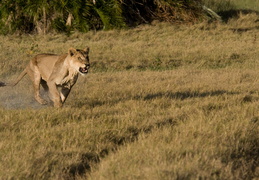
(79, 67), (88, 74)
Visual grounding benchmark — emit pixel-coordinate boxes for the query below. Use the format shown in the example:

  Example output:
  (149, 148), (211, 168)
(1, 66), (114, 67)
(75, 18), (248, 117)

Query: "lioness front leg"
(47, 82), (62, 108)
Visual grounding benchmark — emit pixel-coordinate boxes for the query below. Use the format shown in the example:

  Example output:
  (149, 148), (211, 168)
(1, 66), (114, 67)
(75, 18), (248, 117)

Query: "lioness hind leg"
(34, 84), (48, 105)
(33, 74), (47, 105)
(26, 66), (47, 105)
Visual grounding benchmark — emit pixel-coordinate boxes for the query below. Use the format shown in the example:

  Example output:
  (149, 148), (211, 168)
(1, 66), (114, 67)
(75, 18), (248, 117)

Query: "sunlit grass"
(0, 12), (259, 179)
(233, 0), (259, 11)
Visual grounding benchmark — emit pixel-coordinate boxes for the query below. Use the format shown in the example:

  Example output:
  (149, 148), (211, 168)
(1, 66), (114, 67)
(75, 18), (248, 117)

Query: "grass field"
(0, 11), (259, 180)
(204, 0), (259, 12)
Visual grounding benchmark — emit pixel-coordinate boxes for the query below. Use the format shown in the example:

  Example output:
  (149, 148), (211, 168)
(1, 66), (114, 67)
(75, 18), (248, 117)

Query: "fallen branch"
(202, 5), (222, 22)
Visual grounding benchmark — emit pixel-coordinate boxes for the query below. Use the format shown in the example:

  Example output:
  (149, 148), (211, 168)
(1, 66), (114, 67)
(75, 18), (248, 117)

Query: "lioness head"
(68, 47), (90, 75)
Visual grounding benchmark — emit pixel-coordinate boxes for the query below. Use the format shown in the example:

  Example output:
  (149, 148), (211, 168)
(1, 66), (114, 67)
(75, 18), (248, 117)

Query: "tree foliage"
(0, 0), (203, 34)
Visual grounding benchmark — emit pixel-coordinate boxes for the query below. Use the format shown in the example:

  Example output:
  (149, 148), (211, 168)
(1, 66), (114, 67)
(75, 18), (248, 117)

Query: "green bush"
(0, 0), (203, 34)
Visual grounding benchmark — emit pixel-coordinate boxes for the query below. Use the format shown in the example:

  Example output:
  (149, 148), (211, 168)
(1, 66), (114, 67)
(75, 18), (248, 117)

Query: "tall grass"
(0, 13), (259, 179)
(234, 0), (259, 11)
(0, 13), (258, 77)
(203, 0), (259, 12)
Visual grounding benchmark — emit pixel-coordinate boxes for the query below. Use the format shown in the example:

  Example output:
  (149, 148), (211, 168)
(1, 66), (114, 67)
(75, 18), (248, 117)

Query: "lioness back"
(32, 54), (64, 81)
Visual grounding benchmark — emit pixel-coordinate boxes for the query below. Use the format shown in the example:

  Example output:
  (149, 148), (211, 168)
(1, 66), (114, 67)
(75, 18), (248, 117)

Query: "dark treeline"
(0, 0), (203, 34)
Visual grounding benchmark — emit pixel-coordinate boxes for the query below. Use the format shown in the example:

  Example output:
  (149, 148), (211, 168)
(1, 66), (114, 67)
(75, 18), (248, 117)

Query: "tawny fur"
(6, 47), (90, 108)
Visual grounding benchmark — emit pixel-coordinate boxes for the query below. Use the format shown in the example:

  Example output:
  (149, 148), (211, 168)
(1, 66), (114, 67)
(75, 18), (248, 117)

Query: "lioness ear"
(84, 47), (90, 54)
(68, 48), (77, 56)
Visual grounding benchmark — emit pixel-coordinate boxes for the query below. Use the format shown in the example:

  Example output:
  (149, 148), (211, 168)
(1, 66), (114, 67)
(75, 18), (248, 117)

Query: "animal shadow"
(219, 9), (259, 22)
(142, 90), (238, 101)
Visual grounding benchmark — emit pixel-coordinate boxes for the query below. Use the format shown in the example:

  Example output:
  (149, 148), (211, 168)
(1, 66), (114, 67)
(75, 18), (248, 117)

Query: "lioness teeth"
(80, 67), (88, 73)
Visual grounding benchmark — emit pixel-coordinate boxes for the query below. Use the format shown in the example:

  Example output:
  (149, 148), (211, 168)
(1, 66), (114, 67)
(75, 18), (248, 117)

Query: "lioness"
(8, 47), (90, 107)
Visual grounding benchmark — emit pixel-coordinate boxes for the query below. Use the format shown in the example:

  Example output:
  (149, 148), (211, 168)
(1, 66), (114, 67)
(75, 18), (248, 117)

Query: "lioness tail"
(11, 69), (27, 86)
(0, 81), (6, 87)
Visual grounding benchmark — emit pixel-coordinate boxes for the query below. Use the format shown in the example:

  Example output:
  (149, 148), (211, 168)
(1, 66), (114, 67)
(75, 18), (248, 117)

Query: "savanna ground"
(0, 9), (259, 180)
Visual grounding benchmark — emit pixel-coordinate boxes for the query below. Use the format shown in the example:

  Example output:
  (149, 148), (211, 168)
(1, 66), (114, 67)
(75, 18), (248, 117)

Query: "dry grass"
(0, 13), (258, 77)
(231, 0), (259, 11)
(0, 13), (259, 179)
